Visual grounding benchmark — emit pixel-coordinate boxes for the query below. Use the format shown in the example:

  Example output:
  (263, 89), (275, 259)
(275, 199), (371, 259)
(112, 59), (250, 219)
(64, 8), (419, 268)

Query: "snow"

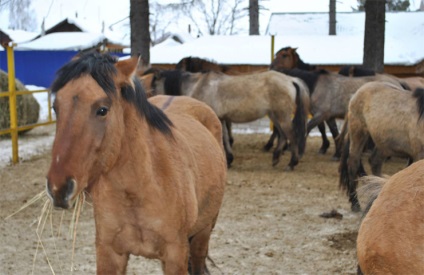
(0, 85), (55, 168)
(14, 32), (108, 51)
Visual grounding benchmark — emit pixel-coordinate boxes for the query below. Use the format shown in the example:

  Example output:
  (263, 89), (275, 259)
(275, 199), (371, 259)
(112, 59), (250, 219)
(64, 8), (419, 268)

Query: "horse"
(151, 69), (310, 170)
(339, 82), (424, 211)
(46, 52), (227, 275)
(356, 162), (424, 274)
(272, 68), (403, 159)
(176, 56), (231, 74)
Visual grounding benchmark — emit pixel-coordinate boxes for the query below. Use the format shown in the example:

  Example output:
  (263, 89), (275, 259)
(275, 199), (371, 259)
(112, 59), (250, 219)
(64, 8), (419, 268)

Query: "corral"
(0, 125), (407, 274)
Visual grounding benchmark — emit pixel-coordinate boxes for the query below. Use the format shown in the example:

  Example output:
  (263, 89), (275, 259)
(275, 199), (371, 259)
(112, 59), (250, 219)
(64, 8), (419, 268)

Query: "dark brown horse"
(356, 164), (424, 274)
(46, 52), (227, 274)
(176, 56), (231, 74)
(339, 82), (424, 211)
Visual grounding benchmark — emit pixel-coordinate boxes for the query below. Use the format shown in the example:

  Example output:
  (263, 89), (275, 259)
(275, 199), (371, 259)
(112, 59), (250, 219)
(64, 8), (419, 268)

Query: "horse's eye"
(96, 107), (109, 116)
(282, 54), (288, 58)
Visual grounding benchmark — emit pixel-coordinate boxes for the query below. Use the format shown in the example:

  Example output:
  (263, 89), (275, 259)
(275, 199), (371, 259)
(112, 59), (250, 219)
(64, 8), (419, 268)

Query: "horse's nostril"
(65, 178), (75, 200)
(46, 177), (76, 209)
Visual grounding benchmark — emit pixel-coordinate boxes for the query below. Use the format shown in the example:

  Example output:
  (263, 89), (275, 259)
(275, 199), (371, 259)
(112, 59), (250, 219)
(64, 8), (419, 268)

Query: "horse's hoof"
(318, 148), (327, 155)
(226, 154), (234, 168)
(332, 155), (340, 161)
(263, 144), (272, 152)
(272, 158), (280, 167)
(284, 165), (294, 172)
(351, 204), (361, 212)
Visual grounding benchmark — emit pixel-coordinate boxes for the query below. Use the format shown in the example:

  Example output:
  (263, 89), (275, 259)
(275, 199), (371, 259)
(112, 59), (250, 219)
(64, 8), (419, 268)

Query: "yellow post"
(7, 45), (19, 164)
(270, 35), (275, 131)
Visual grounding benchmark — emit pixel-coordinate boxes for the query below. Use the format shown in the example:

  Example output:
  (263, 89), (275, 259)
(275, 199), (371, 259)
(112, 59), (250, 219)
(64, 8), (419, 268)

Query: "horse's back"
(149, 95), (223, 149)
(357, 160), (424, 274)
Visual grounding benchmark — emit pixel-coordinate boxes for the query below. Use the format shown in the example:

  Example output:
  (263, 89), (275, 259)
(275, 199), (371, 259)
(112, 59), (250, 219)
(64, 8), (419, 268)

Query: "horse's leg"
(317, 122), (330, 155)
(307, 114), (328, 155)
(267, 114), (288, 167)
(96, 244), (129, 274)
(347, 125), (370, 212)
(368, 149), (386, 176)
(326, 118), (341, 159)
(226, 120), (234, 146)
(221, 120), (234, 167)
(272, 114), (299, 170)
(263, 126), (278, 151)
(188, 224), (214, 275)
(162, 241), (190, 275)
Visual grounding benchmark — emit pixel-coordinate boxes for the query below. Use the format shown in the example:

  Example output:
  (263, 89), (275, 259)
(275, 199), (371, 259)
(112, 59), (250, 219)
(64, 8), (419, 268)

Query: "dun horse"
(339, 82), (424, 211)
(272, 68), (402, 159)
(151, 69), (309, 170)
(356, 163), (424, 274)
(46, 52), (226, 274)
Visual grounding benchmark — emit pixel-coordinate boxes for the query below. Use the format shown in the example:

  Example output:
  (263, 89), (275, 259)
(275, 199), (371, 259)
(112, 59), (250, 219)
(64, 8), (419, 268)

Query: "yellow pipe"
(270, 35), (275, 131)
(7, 45), (19, 164)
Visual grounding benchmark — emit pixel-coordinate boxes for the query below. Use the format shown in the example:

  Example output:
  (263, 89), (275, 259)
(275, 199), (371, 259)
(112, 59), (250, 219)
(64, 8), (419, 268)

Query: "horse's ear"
(115, 55), (140, 80)
(292, 47), (298, 52)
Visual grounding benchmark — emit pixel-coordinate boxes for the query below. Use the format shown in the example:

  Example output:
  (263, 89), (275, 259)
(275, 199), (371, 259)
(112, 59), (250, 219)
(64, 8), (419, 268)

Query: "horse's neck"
(297, 59), (316, 71)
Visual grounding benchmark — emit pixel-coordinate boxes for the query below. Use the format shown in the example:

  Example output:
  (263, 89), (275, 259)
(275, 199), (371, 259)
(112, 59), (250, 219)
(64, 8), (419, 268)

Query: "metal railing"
(0, 45), (55, 164)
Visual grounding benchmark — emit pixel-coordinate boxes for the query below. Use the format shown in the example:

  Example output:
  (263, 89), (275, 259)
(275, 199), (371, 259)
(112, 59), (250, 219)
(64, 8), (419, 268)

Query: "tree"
(356, 0), (411, 11)
(181, 0), (248, 35)
(362, 0), (386, 72)
(249, 0), (259, 35)
(329, 0), (336, 35)
(130, 0), (151, 68)
(7, 0), (37, 31)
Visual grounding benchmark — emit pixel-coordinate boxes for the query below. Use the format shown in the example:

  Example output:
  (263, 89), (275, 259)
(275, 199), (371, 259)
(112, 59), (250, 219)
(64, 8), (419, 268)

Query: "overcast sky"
(0, 0), (421, 34)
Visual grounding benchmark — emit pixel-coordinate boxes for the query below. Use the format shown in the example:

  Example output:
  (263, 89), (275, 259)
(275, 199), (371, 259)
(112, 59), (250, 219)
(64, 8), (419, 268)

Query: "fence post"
(7, 45), (19, 164)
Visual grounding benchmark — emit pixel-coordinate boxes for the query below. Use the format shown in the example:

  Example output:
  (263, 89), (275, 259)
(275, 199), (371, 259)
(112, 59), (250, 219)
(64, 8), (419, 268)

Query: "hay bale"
(0, 69), (40, 135)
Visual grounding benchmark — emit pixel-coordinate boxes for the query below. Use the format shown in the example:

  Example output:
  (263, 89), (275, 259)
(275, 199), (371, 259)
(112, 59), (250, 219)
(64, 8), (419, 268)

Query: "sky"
(1, 0), (421, 35)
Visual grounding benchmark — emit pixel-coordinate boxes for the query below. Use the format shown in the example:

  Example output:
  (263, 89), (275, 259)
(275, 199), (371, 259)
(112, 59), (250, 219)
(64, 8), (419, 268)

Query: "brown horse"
(176, 56), (231, 73)
(339, 82), (424, 211)
(46, 52), (226, 274)
(151, 69), (310, 170)
(356, 163), (424, 274)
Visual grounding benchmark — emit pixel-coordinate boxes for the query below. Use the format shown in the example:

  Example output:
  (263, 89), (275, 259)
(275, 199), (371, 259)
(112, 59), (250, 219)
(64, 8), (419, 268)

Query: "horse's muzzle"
(46, 177), (76, 209)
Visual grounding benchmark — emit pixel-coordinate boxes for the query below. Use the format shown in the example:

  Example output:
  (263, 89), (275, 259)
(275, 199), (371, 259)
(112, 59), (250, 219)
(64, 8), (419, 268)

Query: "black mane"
(51, 52), (173, 135)
(272, 68), (326, 94)
(176, 56), (229, 73)
(160, 70), (184, 96)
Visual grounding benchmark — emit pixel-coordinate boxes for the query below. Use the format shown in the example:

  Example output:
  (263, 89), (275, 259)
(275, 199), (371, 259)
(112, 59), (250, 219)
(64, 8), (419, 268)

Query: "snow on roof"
(150, 11), (424, 66)
(1, 29), (38, 43)
(266, 11), (424, 37)
(14, 32), (108, 51)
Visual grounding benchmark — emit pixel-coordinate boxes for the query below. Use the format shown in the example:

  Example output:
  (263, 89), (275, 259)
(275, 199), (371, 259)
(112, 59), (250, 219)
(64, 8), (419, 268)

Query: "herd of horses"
(45, 48), (424, 274)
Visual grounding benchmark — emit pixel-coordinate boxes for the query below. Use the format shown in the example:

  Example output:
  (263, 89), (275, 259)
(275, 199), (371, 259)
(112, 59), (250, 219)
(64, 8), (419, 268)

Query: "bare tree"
(181, 0), (248, 35)
(249, 0), (259, 35)
(7, 0), (37, 31)
(363, 0), (386, 72)
(130, 0), (150, 67)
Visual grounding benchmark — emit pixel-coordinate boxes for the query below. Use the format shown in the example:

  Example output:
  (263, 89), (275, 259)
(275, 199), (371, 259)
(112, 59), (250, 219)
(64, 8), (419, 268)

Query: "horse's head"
(46, 53), (140, 209)
(270, 47), (299, 70)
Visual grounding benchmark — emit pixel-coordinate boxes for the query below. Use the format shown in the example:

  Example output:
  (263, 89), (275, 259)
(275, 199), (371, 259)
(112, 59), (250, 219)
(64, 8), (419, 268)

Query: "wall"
(0, 51), (127, 88)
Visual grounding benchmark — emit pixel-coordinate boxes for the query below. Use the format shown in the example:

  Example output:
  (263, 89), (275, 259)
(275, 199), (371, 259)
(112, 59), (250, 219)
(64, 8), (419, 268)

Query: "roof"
(149, 11), (424, 66)
(13, 17), (129, 51)
(265, 11), (424, 36)
(14, 32), (109, 51)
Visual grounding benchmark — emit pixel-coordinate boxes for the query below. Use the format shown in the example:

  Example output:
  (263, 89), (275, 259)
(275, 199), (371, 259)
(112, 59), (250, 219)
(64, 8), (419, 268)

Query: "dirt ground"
(0, 131), (407, 275)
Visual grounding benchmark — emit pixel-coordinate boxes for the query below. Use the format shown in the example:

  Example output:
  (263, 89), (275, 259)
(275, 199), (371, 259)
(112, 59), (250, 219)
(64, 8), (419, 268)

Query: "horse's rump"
(357, 161), (424, 274)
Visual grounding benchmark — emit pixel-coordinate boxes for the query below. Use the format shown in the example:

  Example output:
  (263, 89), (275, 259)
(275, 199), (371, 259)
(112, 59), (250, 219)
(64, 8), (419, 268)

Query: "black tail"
(413, 88), (424, 121)
(339, 136), (351, 194)
(292, 82), (307, 156)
